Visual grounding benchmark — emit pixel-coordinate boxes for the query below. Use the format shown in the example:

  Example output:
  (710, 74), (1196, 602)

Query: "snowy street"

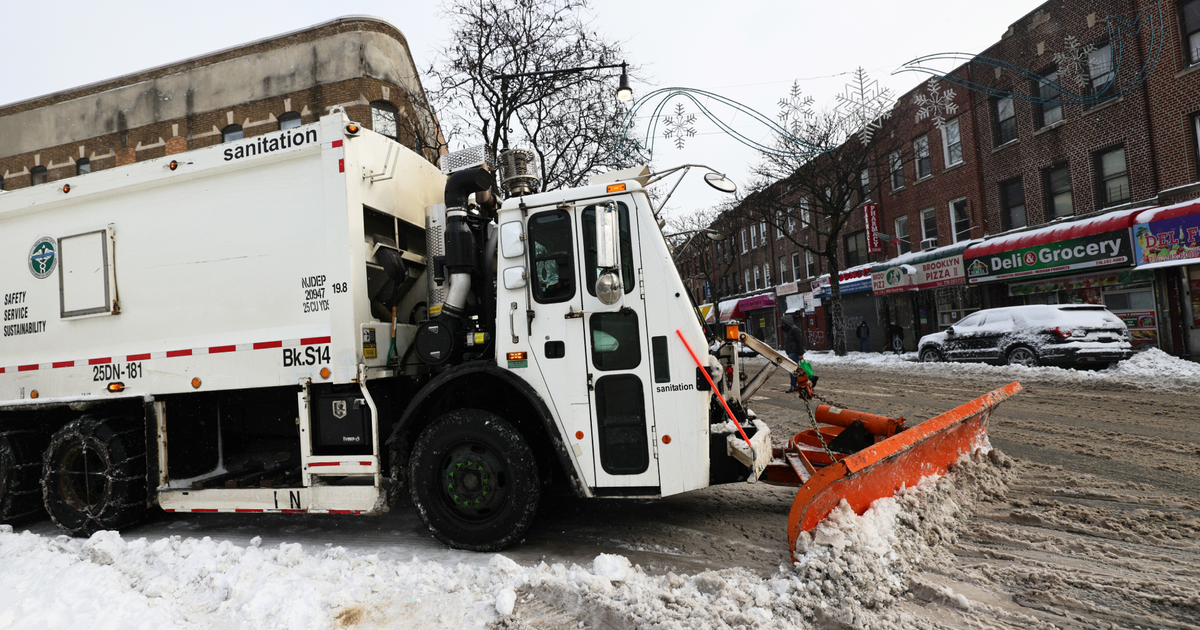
(2, 353), (1197, 629)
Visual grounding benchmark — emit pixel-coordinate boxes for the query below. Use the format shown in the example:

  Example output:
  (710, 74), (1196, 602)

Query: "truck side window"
(581, 203), (635, 296)
(528, 210), (576, 304)
(590, 310), (641, 370)
(594, 374), (649, 474)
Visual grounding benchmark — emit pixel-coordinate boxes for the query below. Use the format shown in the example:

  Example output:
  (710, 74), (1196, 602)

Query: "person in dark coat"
(781, 318), (806, 392)
(856, 320), (870, 352)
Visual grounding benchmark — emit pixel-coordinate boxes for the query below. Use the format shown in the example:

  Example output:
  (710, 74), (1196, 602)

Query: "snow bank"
(800, 348), (1200, 392)
(0, 451), (1015, 629)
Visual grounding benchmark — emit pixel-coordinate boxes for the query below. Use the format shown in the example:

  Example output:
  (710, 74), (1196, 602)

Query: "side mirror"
(945, 327), (955, 335)
(595, 204), (620, 269)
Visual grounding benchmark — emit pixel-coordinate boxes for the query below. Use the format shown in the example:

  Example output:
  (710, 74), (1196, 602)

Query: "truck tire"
(408, 409), (539, 551)
(42, 416), (147, 537)
(0, 430), (46, 524)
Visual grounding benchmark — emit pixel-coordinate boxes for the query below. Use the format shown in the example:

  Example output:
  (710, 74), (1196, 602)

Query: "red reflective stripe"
(308, 461), (339, 467)
(281, 509), (306, 514)
(164, 508), (175, 512)
(234, 509), (264, 513)
(166, 350), (192, 358)
(209, 345), (236, 354)
(328, 509), (354, 514)
(338, 158), (345, 173)
(253, 341), (282, 349)
(332, 140), (343, 148)
(191, 509), (218, 513)
(127, 353), (151, 361)
(0, 368), (5, 374)
(18, 365), (38, 372)
(301, 336), (331, 345)
(359, 461), (372, 466)
(89, 358), (111, 365)
(52, 361), (74, 369)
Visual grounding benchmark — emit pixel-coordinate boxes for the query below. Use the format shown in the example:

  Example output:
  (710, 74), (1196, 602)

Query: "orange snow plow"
(705, 331), (1022, 562)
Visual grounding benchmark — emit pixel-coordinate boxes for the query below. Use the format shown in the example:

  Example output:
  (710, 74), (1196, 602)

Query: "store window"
(1096, 146), (1130, 206)
(1045, 164), (1073, 219)
(935, 286), (980, 330)
(1036, 71), (1063, 127)
(1000, 178), (1026, 230)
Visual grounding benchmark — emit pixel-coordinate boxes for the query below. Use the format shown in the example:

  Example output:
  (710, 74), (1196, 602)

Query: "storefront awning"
(697, 303), (716, 323)
(717, 298), (742, 322)
(737, 293), (778, 312)
(1133, 199), (1200, 270)
(812, 263), (873, 298)
(963, 207), (1146, 284)
(871, 240), (977, 295)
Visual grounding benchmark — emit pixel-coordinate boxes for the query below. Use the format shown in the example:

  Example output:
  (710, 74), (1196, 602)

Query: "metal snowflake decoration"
(913, 77), (958, 128)
(662, 103), (696, 150)
(777, 80), (815, 137)
(834, 67), (894, 144)
(1053, 35), (1097, 90)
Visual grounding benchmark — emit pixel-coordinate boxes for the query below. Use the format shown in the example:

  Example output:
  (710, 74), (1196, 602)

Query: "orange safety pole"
(675, 329), (755, 452)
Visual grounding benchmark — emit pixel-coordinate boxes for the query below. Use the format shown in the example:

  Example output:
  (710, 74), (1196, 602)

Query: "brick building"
(692, 0), (1200, 356)
(0, 17), (442, 192)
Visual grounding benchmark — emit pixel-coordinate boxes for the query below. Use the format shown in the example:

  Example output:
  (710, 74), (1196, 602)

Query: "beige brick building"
(0, 16), (442, 191)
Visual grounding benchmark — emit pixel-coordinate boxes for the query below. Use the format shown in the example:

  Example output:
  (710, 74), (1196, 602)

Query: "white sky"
(0, 0), (1044, 215)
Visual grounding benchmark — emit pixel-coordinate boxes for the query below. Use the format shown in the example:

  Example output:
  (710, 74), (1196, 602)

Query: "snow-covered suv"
(917, 305), (1133, 369)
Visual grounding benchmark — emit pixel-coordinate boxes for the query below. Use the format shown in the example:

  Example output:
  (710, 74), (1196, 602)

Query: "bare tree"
(427, 0), (635, 190)
(735, 94), (912, 355)
(666, 205), (740, 307)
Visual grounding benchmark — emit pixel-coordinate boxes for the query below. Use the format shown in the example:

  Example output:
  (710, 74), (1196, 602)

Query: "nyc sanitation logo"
(28, 237), (57, 279)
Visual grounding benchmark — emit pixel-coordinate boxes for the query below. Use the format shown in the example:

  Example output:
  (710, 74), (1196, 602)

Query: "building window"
(843, 230), (867, 268)
(889, 150), (904, 190)
(913, 135), (931, 179)
(799, 199), (811, 227)
(754, 266), (761, 290)
(740, 228), (748, 254)
(780, 256), (789, 283)
(279, 111), (302, 130)
(1036, 71), (1063, 127)
(758, 221), (767, 247)
(920, 207), (938, 248)
(860, 169), (871, 201)
(763, 263), (771, 287)
(950, 198), (970, 242)
(745, 269), (752, 292)
(895, 216), (911, 255)
(1000, 178), (1026, 230)
(1185, 0), (1200, 65)
(1045, 164), (1073, 219)
(222, 124), (243, 142)
(792, 253), (803, 281)
(1096, 146), (1130, 206)
(787, 213), (796, 233)
(749, 225), (758, 250)
(995, 97), (1017, 145)
(1088, 43), (1116, 103)
(0, 176), (5, 191)
(942, 118), (963, 167)
(1194, 114), (1200, 171)
(805, 251), (816, 279)
(370, 101), (399, 140)
(30, 166), (47, 186)
(776, 211), (784, 239)
(76, 158), (91, 176)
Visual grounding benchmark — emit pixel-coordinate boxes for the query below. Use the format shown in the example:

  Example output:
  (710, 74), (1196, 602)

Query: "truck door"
(575, 201), (660, 490)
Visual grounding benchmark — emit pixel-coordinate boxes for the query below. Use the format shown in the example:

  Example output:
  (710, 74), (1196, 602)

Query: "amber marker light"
(575, 431), (584, 440)
(725, 324), (740, 341)
(169, 160), (179, 171)
(191, 377), (202, 389)
(662, 435), (671, 444)
(319, 367), (331, 379)
(506, 352), (527, 361)
(62, 184), (71, 193)
(606, 183), (626, 193)
(107, 382), (125, 393)
(29, 390), (38, 399)
(345, 124), (360, 135)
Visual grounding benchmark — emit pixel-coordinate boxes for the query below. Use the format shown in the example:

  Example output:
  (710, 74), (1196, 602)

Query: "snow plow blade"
(782, 381), (1022, 561)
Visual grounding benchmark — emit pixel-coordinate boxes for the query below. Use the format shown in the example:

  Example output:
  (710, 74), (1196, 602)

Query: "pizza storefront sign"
(965, 230), (1132, 283)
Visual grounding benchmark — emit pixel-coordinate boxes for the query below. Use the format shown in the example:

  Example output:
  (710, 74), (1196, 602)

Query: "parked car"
(917, 305), (1133, 369)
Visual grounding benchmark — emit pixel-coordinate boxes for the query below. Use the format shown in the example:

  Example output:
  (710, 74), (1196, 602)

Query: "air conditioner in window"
(920, 238), (938, 250)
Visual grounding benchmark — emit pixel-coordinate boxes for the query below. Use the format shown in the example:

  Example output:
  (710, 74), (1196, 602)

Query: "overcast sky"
(0, 0), (1044, 215)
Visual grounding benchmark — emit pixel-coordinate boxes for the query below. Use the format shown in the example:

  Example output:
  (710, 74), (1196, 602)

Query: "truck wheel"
(42, 417), (147, 537)
(408, 409), (539, 551)
(0, 431), (46, 524)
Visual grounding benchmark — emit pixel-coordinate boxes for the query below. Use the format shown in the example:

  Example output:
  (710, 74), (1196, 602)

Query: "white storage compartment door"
(59, 227), (116, 318)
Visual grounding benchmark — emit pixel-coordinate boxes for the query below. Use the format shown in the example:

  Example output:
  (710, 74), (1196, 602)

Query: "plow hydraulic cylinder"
(814, 405), (906, 438)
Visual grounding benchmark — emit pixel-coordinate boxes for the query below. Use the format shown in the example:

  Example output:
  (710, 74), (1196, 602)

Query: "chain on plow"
(799, 392), (837, 463)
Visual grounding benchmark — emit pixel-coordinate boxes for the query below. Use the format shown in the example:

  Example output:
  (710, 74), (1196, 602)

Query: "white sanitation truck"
(0, 112), (765, 550)
(0, 112), (1011, 556)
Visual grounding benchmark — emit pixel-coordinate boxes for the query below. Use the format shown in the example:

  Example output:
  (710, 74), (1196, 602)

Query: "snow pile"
(0, 452), (1016, 629)
(799, 348), (1200, 392)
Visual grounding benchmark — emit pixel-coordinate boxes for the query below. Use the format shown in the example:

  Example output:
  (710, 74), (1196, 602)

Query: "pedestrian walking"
(781, 319), (806, 392)
(856, 320), (869, 352)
